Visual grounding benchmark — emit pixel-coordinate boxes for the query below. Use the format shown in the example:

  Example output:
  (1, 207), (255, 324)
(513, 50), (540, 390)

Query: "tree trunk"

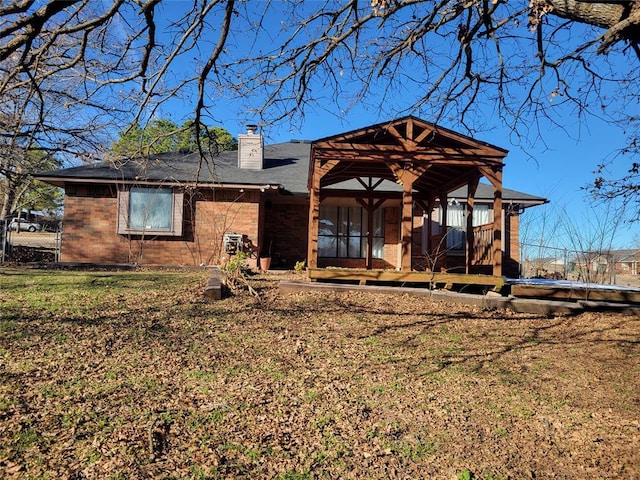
(1, 182), (16, 219)
(546, 0), (628, 30)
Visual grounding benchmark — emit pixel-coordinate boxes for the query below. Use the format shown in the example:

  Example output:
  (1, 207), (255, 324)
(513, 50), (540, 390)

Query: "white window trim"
(117, 187), (184, 236)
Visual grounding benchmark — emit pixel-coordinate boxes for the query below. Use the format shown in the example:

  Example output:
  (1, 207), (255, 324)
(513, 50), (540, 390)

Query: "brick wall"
(62, 193), (131, 263)
(194, 190), (261, 266)
(263, 200), (309, 268)
(61, 185), (260, 266)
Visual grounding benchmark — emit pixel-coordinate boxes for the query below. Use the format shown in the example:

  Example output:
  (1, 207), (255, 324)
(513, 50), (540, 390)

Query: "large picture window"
(117, 187), (184, 236)
(318, 205), (384, 258)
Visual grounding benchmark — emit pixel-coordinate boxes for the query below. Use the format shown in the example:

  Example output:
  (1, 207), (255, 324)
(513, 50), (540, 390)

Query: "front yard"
(0, 268), (638, 479)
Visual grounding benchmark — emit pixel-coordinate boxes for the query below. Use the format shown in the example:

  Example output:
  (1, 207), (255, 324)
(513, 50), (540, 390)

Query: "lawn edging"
(279, 280), (640, 316)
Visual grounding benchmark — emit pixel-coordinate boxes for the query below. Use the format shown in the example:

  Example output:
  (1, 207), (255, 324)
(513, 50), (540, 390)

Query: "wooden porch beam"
(314, 142), (507, 158)
(437, 170), (487, 196)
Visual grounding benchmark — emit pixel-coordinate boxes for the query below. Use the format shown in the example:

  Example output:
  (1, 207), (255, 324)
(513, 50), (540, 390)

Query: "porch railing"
(424, 225), (494, 269)
(472, 223), (493, 265)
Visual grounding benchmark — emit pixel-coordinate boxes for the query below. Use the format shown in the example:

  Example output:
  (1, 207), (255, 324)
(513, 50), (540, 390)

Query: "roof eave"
(35, 175), (281, 191)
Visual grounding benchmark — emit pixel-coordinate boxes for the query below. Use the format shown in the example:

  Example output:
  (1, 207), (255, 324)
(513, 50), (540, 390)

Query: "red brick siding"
(263, 201), (309, 268)
(61, 186), (260, 266)
(194, 190), (260, 266)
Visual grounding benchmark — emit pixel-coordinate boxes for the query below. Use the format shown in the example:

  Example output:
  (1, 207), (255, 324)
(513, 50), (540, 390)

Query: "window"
(318, 205), (384, 258)
(444, 203), (493, 251)
(117, 187), (184, 236)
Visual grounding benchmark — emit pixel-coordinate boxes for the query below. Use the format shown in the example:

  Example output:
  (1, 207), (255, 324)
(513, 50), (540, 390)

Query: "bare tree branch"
(1, 0), (639, 218)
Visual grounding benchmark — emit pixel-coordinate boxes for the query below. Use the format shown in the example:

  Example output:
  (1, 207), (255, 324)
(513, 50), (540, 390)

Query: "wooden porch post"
(307, 175), (320, 269)
(465, 177), (480, 274)
(479, 167), (503, 276)
(478, 166), (503, 276)
(492, 173), (503, 276)
(366, 198), (375, 269)
(426, 199), (434, 246)
(440, 190), (448, 270)
(388, 162), (427, 272)
(307, 158), (338, 269)
(357, 197), (386, 270)
(400, 182), (414, 271)
(414, 197), (432, 265)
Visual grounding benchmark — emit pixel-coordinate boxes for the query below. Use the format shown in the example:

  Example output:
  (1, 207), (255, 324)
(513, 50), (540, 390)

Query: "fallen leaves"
(1, 269), (639, 478)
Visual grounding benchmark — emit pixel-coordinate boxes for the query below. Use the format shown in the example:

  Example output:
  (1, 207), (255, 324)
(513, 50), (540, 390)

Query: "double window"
(318, 205), (384, 258)
(117, 187), (183, 236)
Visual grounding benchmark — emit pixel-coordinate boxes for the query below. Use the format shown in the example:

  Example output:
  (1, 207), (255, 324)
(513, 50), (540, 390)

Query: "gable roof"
(315, 116), (507, 154)
(311, 116), (508, 194)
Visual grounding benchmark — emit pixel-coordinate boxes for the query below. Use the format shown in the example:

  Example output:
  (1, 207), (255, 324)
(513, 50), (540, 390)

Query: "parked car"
(8, 218), (42, 232)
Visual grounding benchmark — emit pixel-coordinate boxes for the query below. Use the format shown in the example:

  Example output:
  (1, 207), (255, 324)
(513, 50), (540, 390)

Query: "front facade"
(38, 117), (546, 276)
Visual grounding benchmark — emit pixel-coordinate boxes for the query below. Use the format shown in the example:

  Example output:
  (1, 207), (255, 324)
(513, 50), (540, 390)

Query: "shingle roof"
(37, 139), (547, 205)
(448, 184), (548, 206)
(37, 141), (313, 195)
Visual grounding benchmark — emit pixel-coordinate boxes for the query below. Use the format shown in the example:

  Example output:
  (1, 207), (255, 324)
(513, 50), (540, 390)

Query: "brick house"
(37, 117), (546, 276)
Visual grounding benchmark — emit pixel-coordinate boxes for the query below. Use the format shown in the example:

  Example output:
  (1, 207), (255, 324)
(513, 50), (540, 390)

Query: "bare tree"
(1, 1), (639, 212)
(591, 145), (640, 221)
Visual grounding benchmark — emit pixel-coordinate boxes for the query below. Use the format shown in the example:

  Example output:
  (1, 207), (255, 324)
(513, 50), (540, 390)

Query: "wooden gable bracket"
(355, 177), (385, 191)
(387, 125), (416, 150)
(386, 117), (438, 149)
(386, 161), (431, 187)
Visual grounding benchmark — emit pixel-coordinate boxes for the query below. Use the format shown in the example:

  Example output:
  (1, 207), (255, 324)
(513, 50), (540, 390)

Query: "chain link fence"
(520, 241), (640, 286)
(1, 218), (61, 263)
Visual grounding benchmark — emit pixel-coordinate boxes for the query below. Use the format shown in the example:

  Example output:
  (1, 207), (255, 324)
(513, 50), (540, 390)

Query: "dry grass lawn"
(0, 268), (639, 479)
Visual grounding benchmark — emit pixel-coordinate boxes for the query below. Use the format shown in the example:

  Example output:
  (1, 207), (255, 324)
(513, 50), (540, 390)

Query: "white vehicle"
(8, 218), (42, 232)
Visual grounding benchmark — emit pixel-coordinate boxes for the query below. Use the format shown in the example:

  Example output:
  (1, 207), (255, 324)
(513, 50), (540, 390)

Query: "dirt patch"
(0, 270), (638, 479)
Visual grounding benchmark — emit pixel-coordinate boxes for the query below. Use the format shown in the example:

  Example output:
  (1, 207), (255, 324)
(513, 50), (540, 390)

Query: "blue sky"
(149, 1), (638, 250)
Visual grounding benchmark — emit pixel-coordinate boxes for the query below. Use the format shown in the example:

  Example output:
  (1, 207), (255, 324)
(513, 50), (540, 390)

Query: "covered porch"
(306, 116), (508, 276)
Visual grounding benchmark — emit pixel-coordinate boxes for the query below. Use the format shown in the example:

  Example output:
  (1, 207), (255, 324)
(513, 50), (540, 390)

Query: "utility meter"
(223, 233), (244, 255)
